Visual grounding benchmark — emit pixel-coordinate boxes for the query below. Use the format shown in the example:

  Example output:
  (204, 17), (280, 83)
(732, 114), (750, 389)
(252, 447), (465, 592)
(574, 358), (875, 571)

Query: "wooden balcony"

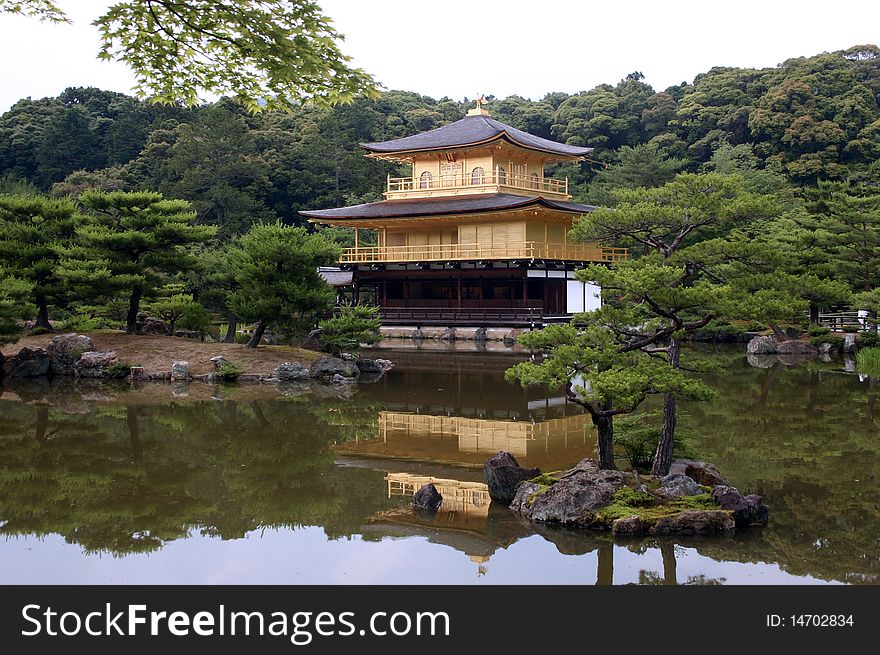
(386, 170), (569, 199)
(340, 241), (628, 264)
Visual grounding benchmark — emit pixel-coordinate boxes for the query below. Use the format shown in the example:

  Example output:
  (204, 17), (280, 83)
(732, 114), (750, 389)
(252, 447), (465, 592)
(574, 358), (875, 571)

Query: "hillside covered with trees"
(1, 44), (878, 237)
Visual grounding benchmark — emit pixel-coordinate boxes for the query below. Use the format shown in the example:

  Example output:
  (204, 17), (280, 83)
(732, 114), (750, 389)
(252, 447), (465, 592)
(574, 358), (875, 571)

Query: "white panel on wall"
(584, 282), (602, 311)
(566, 280), (602, 313)
(566, 280), (584, 313)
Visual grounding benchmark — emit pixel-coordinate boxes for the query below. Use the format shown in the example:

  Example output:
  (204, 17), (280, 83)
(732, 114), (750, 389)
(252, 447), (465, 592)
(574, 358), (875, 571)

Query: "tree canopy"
(0, 0), (378, 110)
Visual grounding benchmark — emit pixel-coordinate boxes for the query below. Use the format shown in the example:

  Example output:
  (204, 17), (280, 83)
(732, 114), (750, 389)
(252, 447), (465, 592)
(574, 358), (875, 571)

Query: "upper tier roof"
(300, 193), (596, 222)
(361, 115), (592, 159)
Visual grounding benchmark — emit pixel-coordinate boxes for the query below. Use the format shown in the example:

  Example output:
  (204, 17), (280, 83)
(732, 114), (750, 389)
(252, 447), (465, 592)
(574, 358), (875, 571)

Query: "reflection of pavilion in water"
(336, 351), (597, 470)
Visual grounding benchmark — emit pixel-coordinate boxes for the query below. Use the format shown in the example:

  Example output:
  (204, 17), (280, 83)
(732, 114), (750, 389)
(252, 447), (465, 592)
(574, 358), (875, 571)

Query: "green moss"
(528, 473), (560, 487)
(594, 489), (719, 526)
(526, 485), (551, 507)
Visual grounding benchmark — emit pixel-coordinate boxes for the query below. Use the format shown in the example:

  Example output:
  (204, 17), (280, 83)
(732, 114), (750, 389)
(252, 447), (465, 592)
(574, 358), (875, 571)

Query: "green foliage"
(614, 410), (696, 469)
(0, 194), (81, 326)
(594, 489), (718, 525)
(318, 305), (381, 356)
(858, 332), (880, 348)
(0, 271), (33, 345)
(843, 325), (860, 333)
(58, 191), (216, 333)
(2, 1), (378, 110)
(106, 362), (137, 379)
(151, 294), (196, 335)
(810, 334), (845, 350)
(228, 222), (340, 347)
(808, 325), (831, 337)
(216, 361), (243, 382)
(856, 348), (880, 377)
(177, 302), (213, 336)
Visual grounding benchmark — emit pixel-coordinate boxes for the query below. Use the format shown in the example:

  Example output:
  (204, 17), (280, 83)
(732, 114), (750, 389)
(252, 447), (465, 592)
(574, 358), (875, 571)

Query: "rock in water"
(412, 484), (443, 512)
(510, 461), (626, 526)
(309, 356), (360, 381)
(746, 336), (778, 354)
(170, 361), (190, 381)
(8, 347), (51, 378)
(483, 451), (541, 505)
(612, 515), (646, 537)
(656, 473), (702, 498)
(274, 362), (311, 382)
(650, 510), (735, 535)
(209, 355), (229, 370)
(73, 351), (118, 378)
(712, 485), (769, 527)
(776, 340), (818, 355)
(668, 460), (729, 486)
(843, 333), (857, 353)
(130, 366), (148, 382)
(47, 333), (95, 376)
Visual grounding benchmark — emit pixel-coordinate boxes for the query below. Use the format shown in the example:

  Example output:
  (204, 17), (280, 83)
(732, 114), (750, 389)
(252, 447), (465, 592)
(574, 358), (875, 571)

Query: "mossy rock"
(593, 488), (720, 527)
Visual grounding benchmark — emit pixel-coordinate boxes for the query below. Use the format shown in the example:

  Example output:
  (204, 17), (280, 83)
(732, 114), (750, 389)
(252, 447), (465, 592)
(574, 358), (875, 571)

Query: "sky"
(1, 0), (879, 112)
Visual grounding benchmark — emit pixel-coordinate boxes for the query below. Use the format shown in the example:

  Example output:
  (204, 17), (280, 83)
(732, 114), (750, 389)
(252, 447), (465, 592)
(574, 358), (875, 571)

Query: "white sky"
(1, 0), (879, 112)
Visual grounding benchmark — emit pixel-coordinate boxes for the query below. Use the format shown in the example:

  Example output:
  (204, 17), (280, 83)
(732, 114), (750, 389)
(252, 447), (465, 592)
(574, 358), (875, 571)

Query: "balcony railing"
(339, 241), (628, 264)
(387, 171), (568, 197)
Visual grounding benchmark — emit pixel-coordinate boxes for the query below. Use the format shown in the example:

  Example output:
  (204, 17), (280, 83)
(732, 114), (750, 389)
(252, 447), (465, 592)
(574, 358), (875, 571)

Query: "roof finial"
(467, 94), (490, 116)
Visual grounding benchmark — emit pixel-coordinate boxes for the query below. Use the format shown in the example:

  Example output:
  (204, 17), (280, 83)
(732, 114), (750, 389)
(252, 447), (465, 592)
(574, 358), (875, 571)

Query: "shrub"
(177, 302), (213, 338)
(858, 332), (880, 348)
(216, 360), (242, 381)
(807, 325), (830, 337)
(27, 326), (50, 336)
(810, 334), (845, 350)
(107, 362), (137, 379)
(745, 321), (766, 332)
(843, 325), (860, 333)
(318, 305), (381, 356)
(62, 314), (101, 332)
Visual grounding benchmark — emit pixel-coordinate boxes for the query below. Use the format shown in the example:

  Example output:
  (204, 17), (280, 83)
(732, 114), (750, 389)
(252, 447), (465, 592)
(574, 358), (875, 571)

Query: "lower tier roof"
(299, 193), (596, 222)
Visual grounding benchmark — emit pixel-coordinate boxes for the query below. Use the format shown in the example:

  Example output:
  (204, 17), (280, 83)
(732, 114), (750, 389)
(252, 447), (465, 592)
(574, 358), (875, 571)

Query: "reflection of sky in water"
(0, 528), (836, 585)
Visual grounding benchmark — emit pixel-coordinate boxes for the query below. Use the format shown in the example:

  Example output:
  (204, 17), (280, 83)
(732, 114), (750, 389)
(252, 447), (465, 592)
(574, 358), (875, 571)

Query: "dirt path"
(1, 331), (322, 375)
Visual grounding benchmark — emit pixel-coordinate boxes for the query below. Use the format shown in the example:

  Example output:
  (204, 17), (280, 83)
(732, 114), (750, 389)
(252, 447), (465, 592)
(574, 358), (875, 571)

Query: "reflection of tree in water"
(0, 390), (389, 555)
(675, 356), (880, 583)
(636, 543), (726, 586)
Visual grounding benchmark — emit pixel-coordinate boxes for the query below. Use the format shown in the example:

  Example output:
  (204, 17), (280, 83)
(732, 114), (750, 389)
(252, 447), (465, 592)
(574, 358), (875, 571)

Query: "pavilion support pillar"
(522, 276), (528, 308)
(354, 227), (359, 249)
(457, 272), (462, 308)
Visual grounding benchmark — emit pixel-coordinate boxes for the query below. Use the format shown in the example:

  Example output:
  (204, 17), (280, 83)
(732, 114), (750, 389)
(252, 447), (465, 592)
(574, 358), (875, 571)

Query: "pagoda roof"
(361, 115), (592, 159)
(300, 193), (596, 221)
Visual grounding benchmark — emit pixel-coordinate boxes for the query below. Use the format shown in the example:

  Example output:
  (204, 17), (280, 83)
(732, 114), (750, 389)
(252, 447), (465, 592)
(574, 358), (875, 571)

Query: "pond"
(0, 346), (876, 585)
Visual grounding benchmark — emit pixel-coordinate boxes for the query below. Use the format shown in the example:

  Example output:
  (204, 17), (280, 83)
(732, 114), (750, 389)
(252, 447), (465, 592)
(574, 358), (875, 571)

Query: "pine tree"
(227, 223), (340, 348)
(59, 191), (215, 334)
(0, 194), (80, 328)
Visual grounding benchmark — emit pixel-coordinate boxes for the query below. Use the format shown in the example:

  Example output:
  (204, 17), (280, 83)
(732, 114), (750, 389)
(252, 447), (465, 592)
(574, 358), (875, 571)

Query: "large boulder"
(355, 358), (394, 375)
(611, 515), (646, 538)
(712, 485), (769, 527)
(655, 473), (702, 498)
(649, 510), (735, 536)
(668, 460), (729, 486)
(510, 460), (626, 526)
(73, 351), (118, 378)
(746, 336), (778, 354)
(274, 362), (311, 382)
(483, 451), (541, 505)
(412, 484), (443, 512)
(170, 361), (190, 381)
(309, 355), (360, 381)
(8, 347), (51, 378)
(843, 333), (857, 354)
(47, 333), (95, 376)
(776, 340), (818, 355)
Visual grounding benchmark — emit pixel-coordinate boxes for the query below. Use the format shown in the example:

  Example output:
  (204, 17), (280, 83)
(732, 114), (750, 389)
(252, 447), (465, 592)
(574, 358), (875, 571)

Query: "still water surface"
(0, 347), (876, 584)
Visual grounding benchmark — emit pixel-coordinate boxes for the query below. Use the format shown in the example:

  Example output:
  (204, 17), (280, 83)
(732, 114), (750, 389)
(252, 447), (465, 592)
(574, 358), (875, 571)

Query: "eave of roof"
(361, 115), (592, 159)
(300, 193), (596, 221)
